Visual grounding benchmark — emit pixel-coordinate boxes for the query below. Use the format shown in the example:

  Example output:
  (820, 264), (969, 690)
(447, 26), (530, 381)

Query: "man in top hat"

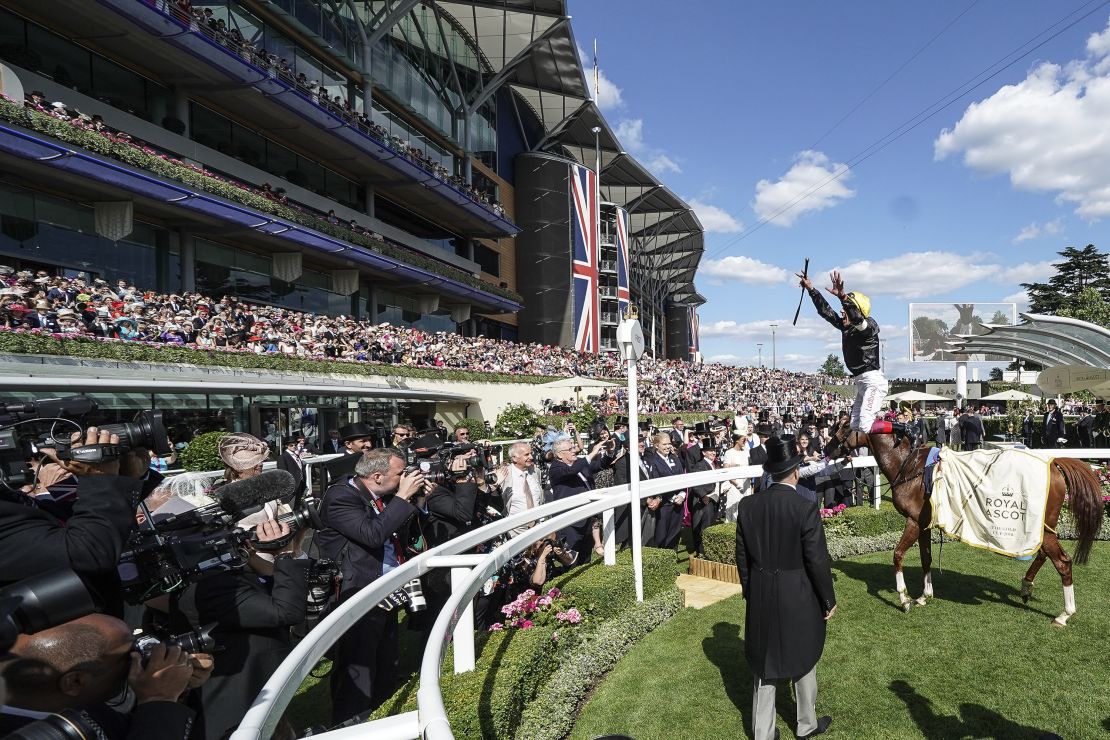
(1093, 399), (1110, 447)
(322, 423), (376, 488)
(1042, 399), (1066, 449)
(799, 270), (905, 439)
(748, 423), (773, 493)
(26, 299), (57, 332)
(687, 439), (720, 557)
(736, 435), (836, 740)
(667, 417), (687, 449)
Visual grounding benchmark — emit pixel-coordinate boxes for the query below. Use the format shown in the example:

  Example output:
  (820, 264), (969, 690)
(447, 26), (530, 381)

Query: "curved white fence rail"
(231, 456), (883, 740)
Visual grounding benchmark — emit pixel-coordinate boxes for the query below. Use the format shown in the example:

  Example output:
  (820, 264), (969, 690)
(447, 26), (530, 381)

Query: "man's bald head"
(4, 614), (132, 710)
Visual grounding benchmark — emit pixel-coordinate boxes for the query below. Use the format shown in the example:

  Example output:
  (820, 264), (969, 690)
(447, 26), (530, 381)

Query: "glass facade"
(376, 288), (457, 333)
(0, 183), (178, 291)
(0, 8), (172, 123)
(188, 103), (365, 210)
(194, 239), (354, 315)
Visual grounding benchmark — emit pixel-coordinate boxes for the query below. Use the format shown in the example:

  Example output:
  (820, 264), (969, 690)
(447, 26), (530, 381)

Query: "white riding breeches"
(851, 370), (888, 432)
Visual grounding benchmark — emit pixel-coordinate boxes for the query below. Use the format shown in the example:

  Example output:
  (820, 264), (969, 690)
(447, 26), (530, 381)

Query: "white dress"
(721, 446), (751, 522)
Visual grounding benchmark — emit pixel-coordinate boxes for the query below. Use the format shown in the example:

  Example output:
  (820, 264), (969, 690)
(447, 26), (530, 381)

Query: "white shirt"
(503, 465), (542, 533)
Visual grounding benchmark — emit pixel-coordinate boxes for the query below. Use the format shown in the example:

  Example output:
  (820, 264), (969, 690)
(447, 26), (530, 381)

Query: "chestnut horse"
(825, 426), (1103, 627)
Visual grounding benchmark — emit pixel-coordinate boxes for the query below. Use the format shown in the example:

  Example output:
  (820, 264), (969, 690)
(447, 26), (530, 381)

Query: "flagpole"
(592, 39), (602, 354)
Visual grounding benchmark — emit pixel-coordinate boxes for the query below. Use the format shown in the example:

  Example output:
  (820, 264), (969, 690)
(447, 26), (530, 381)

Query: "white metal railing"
(230, 452), (889, 740)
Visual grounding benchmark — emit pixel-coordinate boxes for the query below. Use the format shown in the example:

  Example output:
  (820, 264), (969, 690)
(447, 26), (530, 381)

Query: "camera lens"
(99, 410), (171, 455)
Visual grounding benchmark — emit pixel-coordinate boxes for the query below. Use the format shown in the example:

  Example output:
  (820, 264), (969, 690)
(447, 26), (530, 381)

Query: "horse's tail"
(1056, 458), (1104, 566)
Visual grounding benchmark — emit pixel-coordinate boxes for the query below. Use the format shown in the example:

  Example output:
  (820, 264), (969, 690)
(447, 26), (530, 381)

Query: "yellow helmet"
(847, 291), (871, 318)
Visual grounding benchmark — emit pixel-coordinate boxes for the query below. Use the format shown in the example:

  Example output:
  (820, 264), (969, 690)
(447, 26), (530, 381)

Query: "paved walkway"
(676, 573), (741, 609)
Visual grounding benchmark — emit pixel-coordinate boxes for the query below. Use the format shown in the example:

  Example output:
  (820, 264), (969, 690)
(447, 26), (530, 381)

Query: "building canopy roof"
(431, 0), (703, 307)
(949, 312), (1110, 372)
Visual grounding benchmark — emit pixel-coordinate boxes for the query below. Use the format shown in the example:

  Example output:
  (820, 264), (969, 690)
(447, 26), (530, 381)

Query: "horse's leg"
(914, 526), (932, 607)
(1042, 535), (1076, 628)
(894, 519), (920, 613)
(1020, 548), (1049, 603)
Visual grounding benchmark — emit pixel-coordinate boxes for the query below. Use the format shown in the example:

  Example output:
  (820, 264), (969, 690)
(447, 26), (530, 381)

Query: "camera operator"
(548, 435), (611, 563)
(0, 428), (147, 615)
(314, 449), (423, 725)
(509, 536), (577, 596)
(145, 509), (310, 740)
(0, 613), (211, 738)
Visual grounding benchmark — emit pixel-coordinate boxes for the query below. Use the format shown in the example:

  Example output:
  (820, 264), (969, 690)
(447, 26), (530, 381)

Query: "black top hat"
(637, 420), (654, 431)
(338, 422), (375, 442)
(764, 435), (804, 476)
(754, 422), (773, 437)
(693, 420), (711, 435)
(613, 415), (629, 428)
(700, 438), (719, 453)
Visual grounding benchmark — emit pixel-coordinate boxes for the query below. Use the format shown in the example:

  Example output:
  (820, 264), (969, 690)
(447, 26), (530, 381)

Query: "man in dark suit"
(1043, 399), (1066, 449)
(277, 437), (308, 499)
(612, 434), (651, 548)
(736, 435), (836, 740)
(321, 422), (375, 489)
(314, 448), (424, 723)
(643, 432), (686, 549)
(959, 408), (984, 451)
(324, 429), (344, 455)
(667, 417), (687, 449)
(1021, 409), (1035, 448)
(548, 435), (610, 562)
(1077, 407), (1095, 448)
(748, 423), (772, 493)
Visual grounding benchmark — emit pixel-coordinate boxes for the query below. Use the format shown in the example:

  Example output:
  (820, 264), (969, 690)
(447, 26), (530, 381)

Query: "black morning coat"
(735, 482), (836, 680)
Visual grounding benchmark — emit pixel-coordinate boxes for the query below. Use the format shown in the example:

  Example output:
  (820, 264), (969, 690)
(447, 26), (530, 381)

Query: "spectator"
(548, 436), (610, 562)
(1043, 400), (1066, 449)
(643, 432), (685, 550)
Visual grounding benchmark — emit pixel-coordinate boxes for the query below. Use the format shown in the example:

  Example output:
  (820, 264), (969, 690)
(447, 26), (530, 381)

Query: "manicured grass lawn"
(572, 542), (1110, 740)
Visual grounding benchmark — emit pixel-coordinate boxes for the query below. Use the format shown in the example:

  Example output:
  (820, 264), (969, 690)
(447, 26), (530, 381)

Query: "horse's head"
(823, 422), (869, 459)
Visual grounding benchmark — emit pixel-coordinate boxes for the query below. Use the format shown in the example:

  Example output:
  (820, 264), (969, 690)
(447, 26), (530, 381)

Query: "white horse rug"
(930, 448), (1053, 557)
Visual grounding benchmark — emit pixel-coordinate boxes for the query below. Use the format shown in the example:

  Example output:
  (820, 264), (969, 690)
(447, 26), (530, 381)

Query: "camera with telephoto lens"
(0, 569), (95, 653)
(402, 440), (496, 486)
(132, 622), (217, 666)
(376, 577), (426, 614)
(0, 395), (171, 486)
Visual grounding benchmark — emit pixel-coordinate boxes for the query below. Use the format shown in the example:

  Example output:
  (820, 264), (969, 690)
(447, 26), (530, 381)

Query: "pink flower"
(488, 623), (503, 631)
(537, 596), (553, 607)
(564, 608), (582, 624)
(519, 619), (534, 630)
(547, 587), (561, 599)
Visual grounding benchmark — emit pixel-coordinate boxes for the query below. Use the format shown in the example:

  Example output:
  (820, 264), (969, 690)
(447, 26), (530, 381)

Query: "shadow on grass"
(703, 621), (753, 734)
(833, 560), (1056, 618)
(890, 679), (1060, 739)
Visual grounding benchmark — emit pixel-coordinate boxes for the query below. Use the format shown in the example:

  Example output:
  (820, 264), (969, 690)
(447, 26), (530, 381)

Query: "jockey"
(799, 270), (907, 436)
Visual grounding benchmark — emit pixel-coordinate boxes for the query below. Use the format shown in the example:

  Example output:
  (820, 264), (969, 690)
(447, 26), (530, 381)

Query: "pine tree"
(819, 354), (847, 377)
(1023, 244), (1110, 314)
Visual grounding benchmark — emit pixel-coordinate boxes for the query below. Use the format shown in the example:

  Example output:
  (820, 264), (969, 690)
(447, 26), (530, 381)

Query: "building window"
(473, 244), (500, 277)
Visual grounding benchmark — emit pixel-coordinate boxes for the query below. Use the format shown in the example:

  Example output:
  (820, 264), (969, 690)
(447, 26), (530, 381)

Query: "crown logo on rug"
(1001, 484), (1017, 498)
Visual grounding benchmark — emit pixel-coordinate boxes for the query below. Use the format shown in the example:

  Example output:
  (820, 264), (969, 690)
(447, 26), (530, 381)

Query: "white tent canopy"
(980, 389), (1041, 402)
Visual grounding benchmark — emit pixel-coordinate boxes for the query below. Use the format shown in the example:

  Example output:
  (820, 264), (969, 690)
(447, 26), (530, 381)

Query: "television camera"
(403, 439), (497, 486)
(118, 469), (324, 603)
(0, 395), (171, 487)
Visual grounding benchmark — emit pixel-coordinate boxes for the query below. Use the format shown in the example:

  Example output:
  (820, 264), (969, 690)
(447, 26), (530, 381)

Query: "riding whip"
(792, 257), (809, 326)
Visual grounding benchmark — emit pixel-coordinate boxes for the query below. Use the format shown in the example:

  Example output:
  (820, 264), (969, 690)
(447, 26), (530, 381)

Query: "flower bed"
(368, 548), (680, 739)
(0, 96), (522, 304)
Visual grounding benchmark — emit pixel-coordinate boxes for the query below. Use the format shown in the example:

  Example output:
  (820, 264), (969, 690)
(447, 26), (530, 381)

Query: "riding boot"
(869, 420), (912, 436)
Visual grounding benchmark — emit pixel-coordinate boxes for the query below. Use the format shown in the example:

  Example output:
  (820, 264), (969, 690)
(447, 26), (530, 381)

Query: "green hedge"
(0, 332), (562, 385)
(0, 98), (522, 304)
(179, 430), (227, 472)
(514, 587), (684, 740)
(370, 548), (679, 738)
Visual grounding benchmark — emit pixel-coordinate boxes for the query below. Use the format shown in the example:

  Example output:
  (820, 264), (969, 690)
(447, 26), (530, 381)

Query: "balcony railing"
(601, 312), (619, 325)
(599, 286), (617, 298)
(600, 232), (616, 247)
(599, 260), (617, 273)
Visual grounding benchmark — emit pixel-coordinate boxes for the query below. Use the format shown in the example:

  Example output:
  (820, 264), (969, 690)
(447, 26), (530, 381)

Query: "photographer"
(147, 513), (310, 740)
(314, 449), (423, 724)
(0, 427), (146, 615)
(548, 435), (610, 563)
(0, 613), (210, 738)
(508, 535), (576, 596)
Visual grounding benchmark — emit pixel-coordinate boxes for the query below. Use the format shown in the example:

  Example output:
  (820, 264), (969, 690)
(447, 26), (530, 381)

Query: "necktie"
(522, 473), (535, 509)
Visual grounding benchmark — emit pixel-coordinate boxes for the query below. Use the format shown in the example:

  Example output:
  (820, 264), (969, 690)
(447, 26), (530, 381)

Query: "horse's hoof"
(914, 596), (928, 607)
(901, 601), (912, 613)
(1050, 619), (1067, 629)
(1021, 594), (1030, 604)
(1020, 581), (1033, 603)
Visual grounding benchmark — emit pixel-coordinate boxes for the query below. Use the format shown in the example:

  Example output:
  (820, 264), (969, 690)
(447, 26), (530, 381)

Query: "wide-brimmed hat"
(338, 422), (375, 442)
(56, 308), (77, 320)
(754, 422), (773, 437)
(763, 435), (803, 476)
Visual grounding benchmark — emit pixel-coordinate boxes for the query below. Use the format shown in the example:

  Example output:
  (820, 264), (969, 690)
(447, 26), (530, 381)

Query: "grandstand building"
(0, 0), (703, 437)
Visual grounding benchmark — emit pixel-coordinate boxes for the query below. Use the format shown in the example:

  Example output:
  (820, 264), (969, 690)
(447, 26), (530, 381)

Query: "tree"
(989, 367), (1003, 381)
(1022, 244), (1110, 315)
(989, 310), (1010, 326)
(819, 354), (847, 377)
(1056, 286), (1110, 327)
(493, 403), (541, 439)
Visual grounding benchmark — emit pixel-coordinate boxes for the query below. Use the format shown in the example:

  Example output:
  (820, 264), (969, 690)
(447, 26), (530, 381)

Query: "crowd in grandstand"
(0, 266), (842, 415)
(164, 0), (505, 216)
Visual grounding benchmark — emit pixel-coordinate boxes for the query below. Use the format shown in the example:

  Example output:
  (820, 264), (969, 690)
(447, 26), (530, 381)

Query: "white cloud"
(586, 68), (624, 110)
(751, 150), (856, 227)
(936, 18), (1110, 220)
(1001, 289), (1031, 312)
(699, 256), (789, 285)
(827, 252), (1054, 299)
(614, 118), (682, 176)
(688, 200), (743, 233)
(1012, 218), (1062, 243)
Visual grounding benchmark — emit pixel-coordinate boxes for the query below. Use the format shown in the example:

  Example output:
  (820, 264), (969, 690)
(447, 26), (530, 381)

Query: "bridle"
(829, 424), (925, 492)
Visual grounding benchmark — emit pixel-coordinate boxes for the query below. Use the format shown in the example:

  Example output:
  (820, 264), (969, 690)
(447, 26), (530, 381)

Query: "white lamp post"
(616, 307), (646, 602)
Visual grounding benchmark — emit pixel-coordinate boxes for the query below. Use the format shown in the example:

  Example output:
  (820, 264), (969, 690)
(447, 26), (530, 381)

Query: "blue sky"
(570, 0), (1110, 379)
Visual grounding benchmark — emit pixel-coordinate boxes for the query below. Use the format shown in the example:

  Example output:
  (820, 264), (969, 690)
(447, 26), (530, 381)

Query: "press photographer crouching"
(0, 570), (212, 739)
(314, 448), (424, 725)
(139, 464), (313, 740)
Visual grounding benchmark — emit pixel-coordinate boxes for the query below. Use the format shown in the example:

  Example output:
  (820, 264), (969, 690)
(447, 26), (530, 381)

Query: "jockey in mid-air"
(798, 269), (906, 436)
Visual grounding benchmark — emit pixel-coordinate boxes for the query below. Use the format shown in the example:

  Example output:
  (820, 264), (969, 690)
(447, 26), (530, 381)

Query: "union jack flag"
(570, 164), (599, 353)
(689, 307), (700, 357)
(615, 205), (631, 318)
